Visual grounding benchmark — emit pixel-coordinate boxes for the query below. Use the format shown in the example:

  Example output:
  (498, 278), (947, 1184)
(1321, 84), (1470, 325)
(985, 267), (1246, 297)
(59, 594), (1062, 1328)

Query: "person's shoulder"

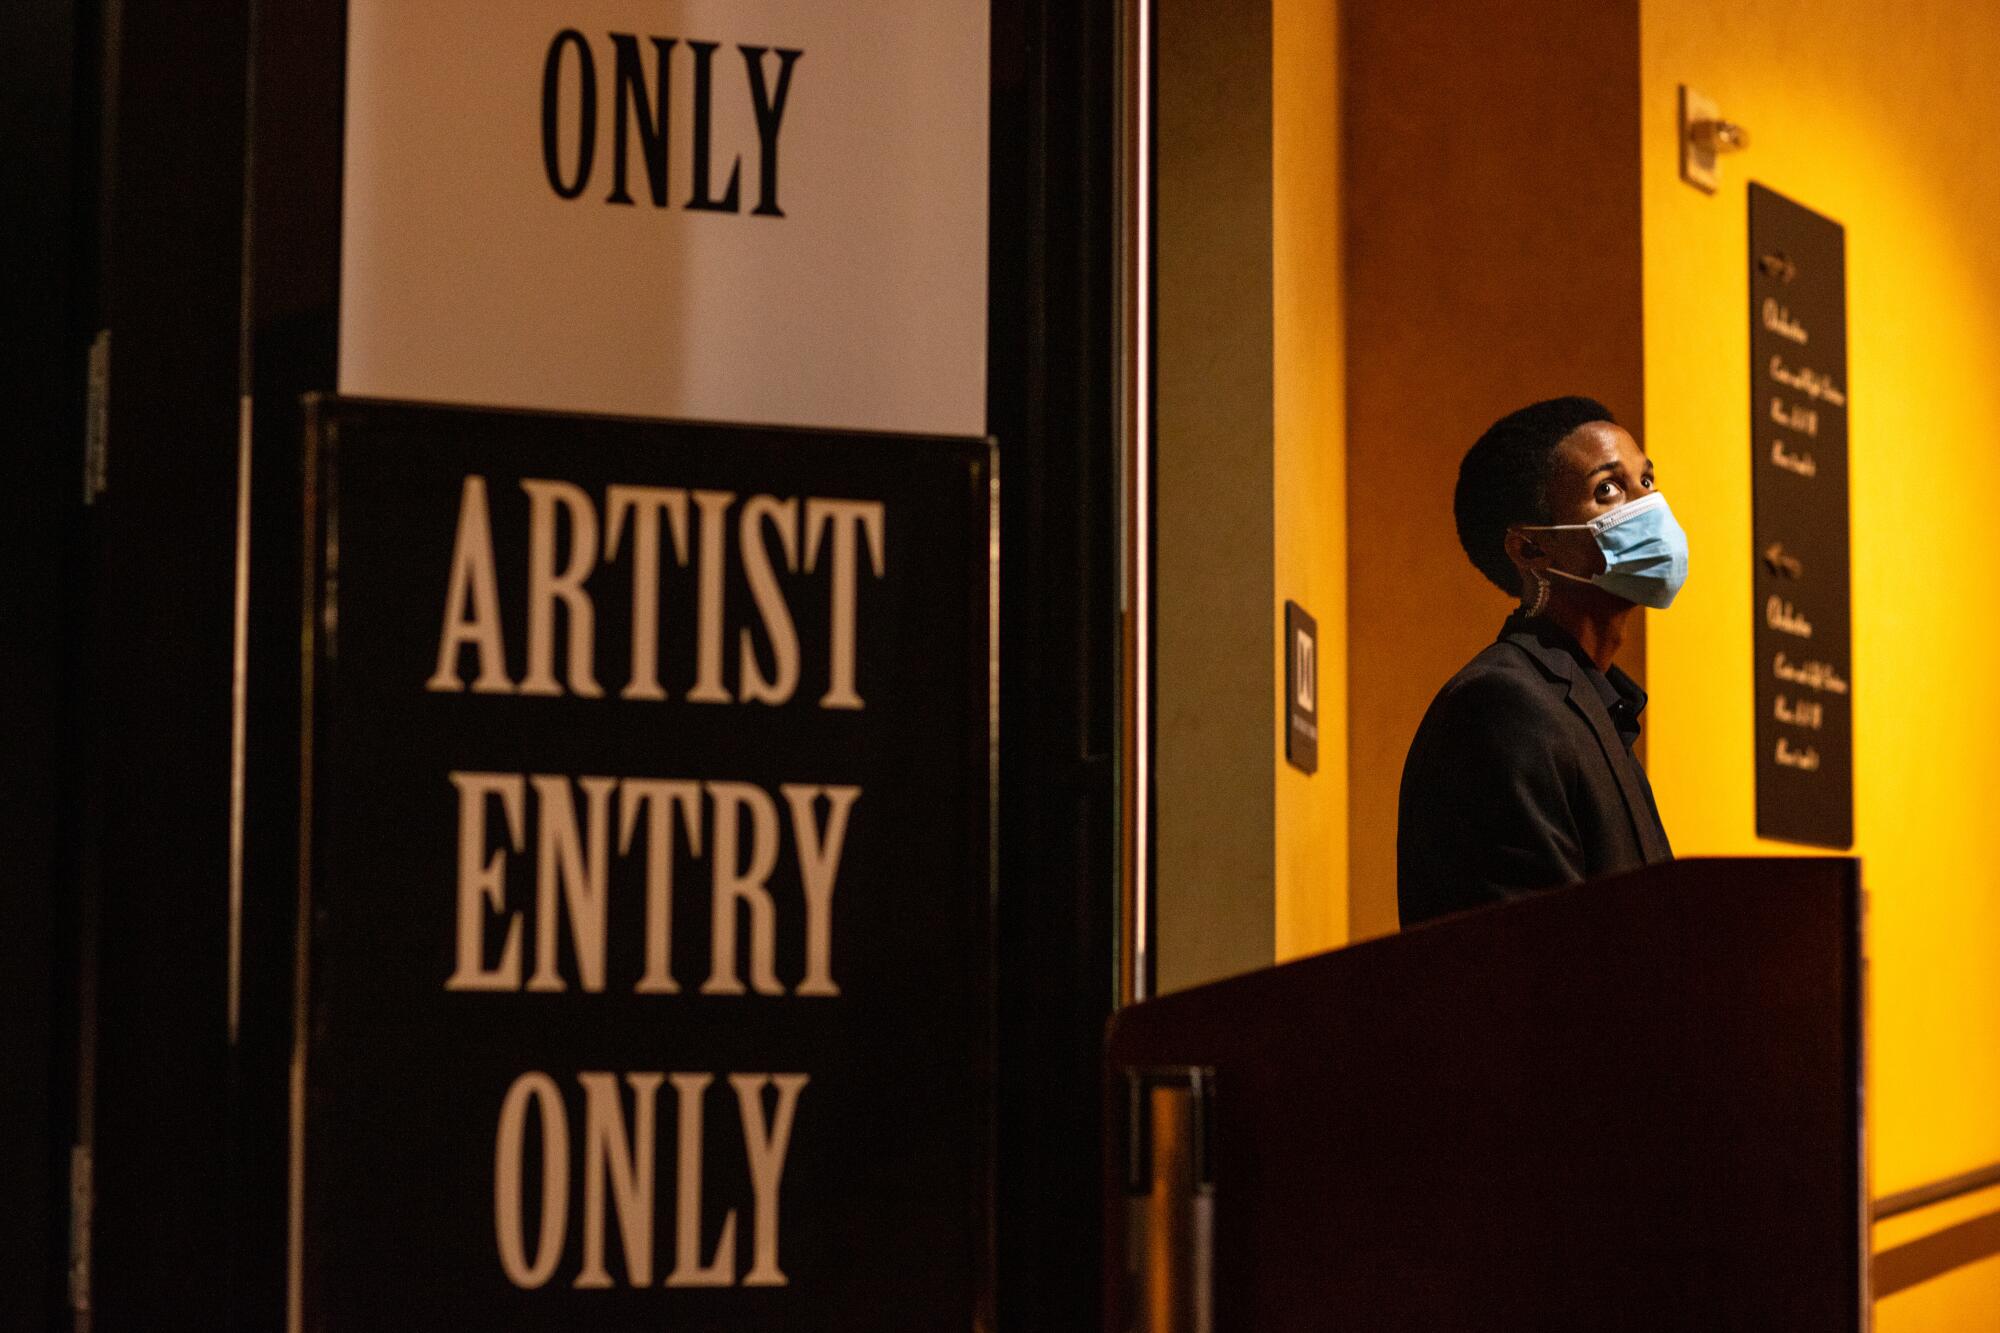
(1401, 643), (1545, 798)
(1403, 640), (1568, 775)
(1424, 637), (1555, 720)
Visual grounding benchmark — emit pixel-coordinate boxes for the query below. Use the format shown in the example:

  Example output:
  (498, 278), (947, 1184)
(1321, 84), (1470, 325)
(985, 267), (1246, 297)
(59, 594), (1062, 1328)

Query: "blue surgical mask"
(1527, 492), (1690, 609)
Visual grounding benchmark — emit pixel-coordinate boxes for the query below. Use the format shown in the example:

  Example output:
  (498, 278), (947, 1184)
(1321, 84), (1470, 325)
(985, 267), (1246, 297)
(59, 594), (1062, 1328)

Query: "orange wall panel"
(1342, 0), (1646, 940)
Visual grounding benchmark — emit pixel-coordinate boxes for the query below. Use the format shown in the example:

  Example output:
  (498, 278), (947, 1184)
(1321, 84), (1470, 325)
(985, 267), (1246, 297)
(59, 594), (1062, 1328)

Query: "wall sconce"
(1680, 85), (1749, 194)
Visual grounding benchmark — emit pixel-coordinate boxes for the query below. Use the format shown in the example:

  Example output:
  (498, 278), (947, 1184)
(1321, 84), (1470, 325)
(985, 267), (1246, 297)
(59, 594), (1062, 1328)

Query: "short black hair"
(1453, 396), (1616, 595)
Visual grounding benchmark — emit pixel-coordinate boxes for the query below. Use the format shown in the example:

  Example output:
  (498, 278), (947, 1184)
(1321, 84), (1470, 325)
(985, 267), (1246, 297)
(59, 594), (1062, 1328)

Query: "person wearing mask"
(1397, 397), (1686, 928)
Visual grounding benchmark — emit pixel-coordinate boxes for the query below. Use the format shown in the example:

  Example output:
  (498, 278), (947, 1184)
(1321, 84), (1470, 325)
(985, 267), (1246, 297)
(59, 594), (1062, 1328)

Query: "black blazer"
(1396, 618), (1673, 928)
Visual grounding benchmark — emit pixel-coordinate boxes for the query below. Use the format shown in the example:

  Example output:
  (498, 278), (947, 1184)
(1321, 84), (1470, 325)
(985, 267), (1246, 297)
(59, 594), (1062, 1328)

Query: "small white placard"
(341, 1), (989, 437)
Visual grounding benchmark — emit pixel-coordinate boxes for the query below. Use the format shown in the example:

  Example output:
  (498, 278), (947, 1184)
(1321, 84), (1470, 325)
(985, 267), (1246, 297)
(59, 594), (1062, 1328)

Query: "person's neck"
(1541, 596), (1632, 672)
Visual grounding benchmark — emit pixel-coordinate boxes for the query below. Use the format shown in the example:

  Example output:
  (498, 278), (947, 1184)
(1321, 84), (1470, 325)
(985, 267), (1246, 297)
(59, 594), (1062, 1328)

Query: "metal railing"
(1873, 1159), (2000, 1221)
(1871, 1158), (2000, 1301)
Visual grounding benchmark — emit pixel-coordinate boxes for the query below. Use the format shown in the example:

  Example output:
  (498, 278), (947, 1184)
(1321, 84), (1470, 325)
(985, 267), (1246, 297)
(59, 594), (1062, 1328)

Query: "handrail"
(1873, 1160), (2000, 1222)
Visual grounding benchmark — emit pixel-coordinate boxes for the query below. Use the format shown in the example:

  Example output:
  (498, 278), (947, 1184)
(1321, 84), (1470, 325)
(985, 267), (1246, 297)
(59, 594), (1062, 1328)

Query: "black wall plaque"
(1749, 184), (1853, 848)
(294, 398), (994, 1330)
(1284, 600), (1318, 774)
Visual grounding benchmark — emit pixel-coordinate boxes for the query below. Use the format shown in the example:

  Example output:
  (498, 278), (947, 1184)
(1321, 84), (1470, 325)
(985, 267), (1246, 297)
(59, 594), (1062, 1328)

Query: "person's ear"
(1503, 526), (1547, 573)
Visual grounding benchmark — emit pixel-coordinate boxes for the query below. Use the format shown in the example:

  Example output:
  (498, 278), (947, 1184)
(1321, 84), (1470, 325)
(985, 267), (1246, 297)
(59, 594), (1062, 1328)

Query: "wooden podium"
(1105, 858), (1866, 1331)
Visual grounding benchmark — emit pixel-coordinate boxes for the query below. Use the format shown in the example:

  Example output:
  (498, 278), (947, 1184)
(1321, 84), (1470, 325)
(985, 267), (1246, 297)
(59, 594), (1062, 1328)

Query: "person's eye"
(1596, 480), (1622, 501)
(1641, 474), (1656, 490)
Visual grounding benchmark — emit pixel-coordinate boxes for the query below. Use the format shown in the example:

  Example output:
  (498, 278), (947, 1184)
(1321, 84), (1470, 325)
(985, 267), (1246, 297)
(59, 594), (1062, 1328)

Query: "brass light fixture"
(1680, 85), (1750, 194)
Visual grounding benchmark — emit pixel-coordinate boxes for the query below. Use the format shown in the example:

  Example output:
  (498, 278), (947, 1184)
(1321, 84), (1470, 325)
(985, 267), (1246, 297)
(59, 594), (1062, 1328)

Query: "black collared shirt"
(1510, 612), (1649, 751)
(1507, 613), (1664, 834)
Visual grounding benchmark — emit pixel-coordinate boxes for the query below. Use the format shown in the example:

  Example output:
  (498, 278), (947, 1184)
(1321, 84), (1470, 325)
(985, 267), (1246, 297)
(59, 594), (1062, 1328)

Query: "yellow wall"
(1273, 0), (1348, 962)
(1641, 2), (2000, 1321)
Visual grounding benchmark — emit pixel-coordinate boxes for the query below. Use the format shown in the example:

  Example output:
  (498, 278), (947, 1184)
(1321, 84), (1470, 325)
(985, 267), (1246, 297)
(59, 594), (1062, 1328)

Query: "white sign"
(341, 1), (989, 437)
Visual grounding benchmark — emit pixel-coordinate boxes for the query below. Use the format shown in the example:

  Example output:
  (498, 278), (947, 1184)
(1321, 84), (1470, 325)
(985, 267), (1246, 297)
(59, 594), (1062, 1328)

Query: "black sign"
(292, 398), (994, 1330)
(1749, 184), (1853, 848)
(1284, 601), (1318, 774)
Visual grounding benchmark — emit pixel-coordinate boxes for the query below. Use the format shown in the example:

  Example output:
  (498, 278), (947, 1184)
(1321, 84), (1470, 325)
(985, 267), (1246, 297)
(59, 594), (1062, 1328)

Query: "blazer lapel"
(1502, 628), (1673, 864)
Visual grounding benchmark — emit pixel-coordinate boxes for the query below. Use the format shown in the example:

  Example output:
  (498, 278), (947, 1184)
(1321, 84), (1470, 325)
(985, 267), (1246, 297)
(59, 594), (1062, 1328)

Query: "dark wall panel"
(0, 0), (90, 1327)
(79, 0), (250, 1326)
(989, 0), (1123, 1326)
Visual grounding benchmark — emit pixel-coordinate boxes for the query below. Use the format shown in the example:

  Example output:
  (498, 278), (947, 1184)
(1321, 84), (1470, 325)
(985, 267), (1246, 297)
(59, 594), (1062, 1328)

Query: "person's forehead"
(1556, 421), (1644, 467)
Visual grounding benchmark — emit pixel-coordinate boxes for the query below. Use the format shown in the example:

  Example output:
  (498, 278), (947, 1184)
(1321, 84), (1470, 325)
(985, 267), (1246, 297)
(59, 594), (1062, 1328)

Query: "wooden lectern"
(1106, 858), (1865, 1331)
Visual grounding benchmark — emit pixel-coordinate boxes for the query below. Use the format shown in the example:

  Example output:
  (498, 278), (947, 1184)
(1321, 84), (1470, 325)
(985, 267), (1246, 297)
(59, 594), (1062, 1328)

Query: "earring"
(1525, 572), (1550, 618)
